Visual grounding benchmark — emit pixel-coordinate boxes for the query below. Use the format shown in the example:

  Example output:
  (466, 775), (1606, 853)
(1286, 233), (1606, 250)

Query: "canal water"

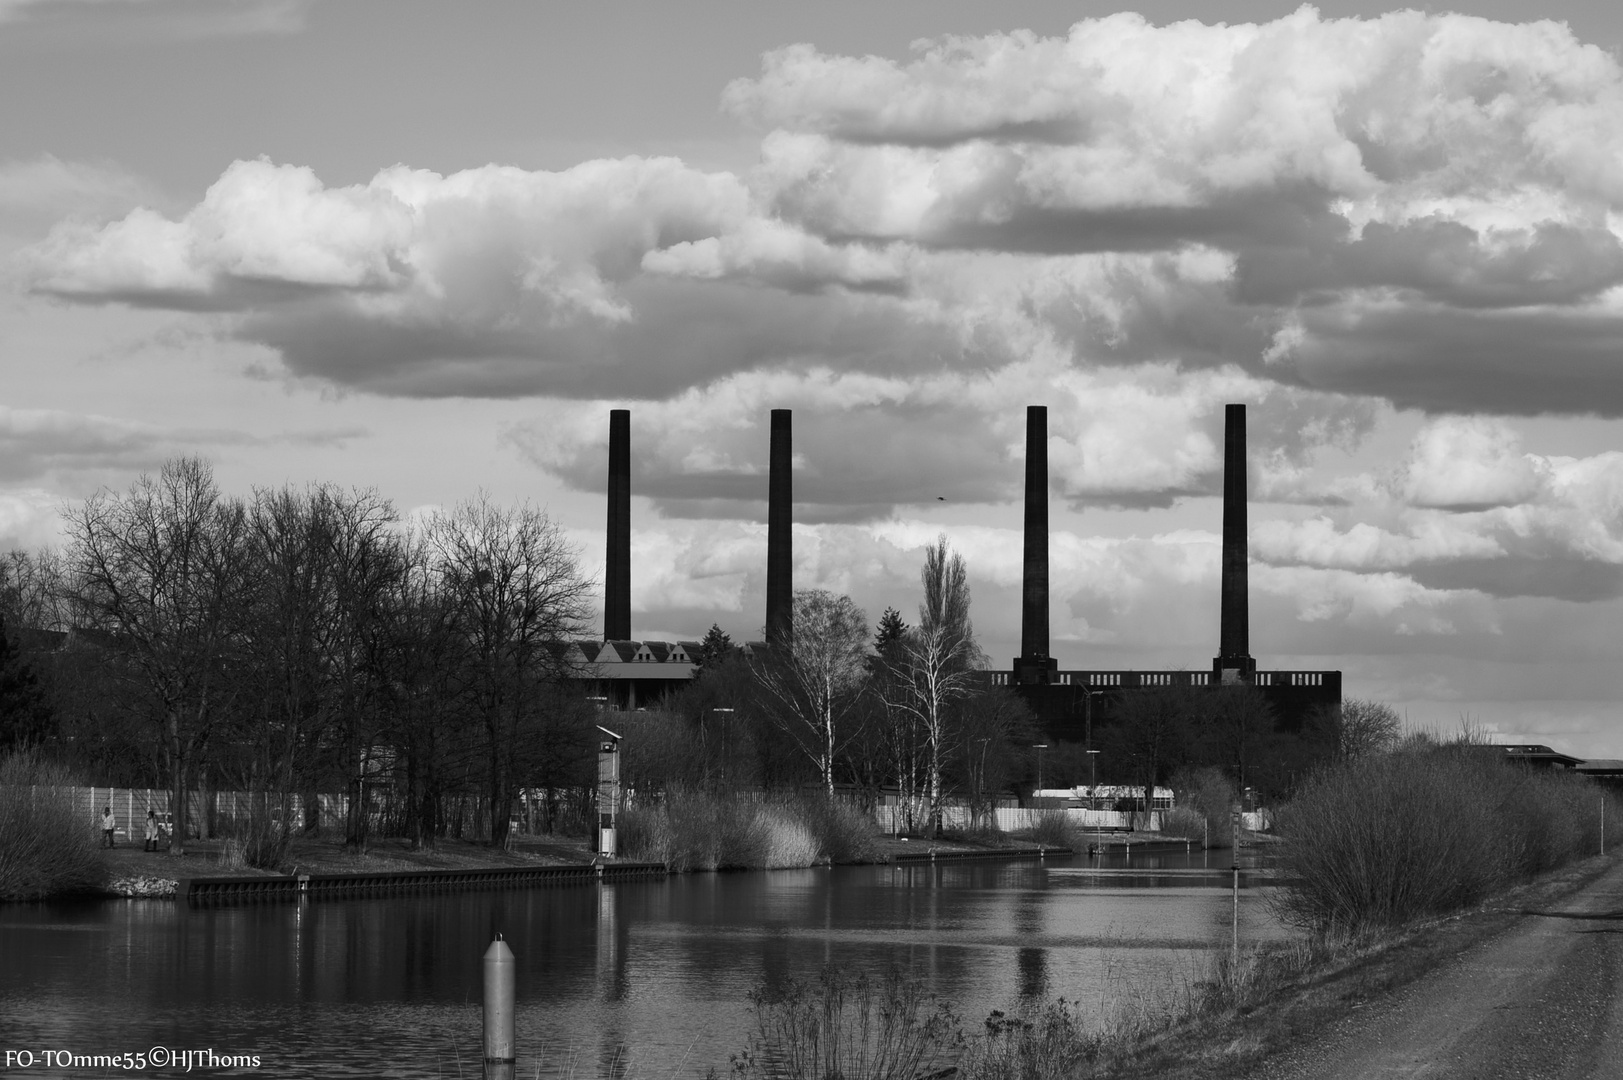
(0, 850), (1290, 1078)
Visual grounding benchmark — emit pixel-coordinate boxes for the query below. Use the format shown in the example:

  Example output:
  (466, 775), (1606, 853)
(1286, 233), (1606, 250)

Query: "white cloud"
(1253, 417), (1623, 600)
(1402, 416), (1544, 509)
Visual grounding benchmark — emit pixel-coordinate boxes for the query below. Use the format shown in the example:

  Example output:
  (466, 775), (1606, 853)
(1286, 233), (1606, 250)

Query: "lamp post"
(712, 708), (735, 791)
(1082, 684), (1094, 753)
(1033, 743), (1048, 799)
(1085, 749), (1101, 852)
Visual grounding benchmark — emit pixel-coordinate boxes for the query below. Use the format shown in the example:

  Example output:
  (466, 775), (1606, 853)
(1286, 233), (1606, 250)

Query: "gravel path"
(1252, 857), (1623, 1080)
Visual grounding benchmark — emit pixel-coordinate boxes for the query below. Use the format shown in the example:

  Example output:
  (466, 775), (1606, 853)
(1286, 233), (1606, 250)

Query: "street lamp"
(712, 708), (735, 790)
(1085, 749), (1101, 853)
(1033, 743), (1048, 799)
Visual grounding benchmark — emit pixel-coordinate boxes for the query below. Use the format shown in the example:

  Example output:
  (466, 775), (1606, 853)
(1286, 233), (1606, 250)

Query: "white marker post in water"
(484, 934), (515, 1079)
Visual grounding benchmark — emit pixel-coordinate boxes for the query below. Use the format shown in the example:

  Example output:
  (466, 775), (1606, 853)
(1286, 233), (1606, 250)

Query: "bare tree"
(62, 457), (250, 855)
(237, 484), (401, 857)
(1311, 698), (1403, 760)
(753, 589), (870, 794)
(428, 494), (592, 847)
(884, 537), (981, 834)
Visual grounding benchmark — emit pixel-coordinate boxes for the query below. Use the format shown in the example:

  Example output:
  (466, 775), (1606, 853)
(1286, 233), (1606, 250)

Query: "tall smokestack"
(1214, 403), (1256, 683)
(1014, 405), (1056, 684)
(766, 409), (792, 644)
(604, 409), (631, 641)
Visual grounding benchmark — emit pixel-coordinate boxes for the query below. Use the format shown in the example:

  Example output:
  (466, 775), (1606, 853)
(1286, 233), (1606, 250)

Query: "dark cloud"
(243, 276), (979, 400)
(1408, 555), (1623, 602)
(1236, 219), (1623, 309)
(1283, 304), (1623, 417)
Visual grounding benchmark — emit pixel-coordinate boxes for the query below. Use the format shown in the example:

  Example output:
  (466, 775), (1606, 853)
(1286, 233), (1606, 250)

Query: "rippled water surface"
(0, 850), (1289, 1078)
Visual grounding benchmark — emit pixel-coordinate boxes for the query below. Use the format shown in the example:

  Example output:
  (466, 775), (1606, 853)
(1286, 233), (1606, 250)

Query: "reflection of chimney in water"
(604, 409), (631, 641)
(1014, 405), (1057, 684)
(766, 409), (792, 644)
(1214, 403), (1256, 684)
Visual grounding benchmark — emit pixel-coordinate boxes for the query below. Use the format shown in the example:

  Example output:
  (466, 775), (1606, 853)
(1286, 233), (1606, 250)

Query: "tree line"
(0, 456), (1391, 858)
(0, 457), (598, 860)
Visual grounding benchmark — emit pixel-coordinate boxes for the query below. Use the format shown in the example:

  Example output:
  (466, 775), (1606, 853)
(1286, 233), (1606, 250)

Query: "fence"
(18, 787), (350, 841)
(872, 801), (1159, 835)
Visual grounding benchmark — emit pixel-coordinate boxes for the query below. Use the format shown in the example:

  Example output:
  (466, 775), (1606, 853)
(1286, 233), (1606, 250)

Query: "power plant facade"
(998, 402), (1339, 739)
(577, 404), (1340, 733)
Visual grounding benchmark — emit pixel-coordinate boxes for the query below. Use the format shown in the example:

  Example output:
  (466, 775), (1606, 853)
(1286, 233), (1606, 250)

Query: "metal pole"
(1603, 795), (1607, 856)
(1232, 862), (1240, 963)
(483, 934), (515, 1071)
(1231, 809), (1241, 963)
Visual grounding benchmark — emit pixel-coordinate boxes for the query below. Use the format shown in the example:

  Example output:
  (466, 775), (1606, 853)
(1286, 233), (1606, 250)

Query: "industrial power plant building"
(571, 404), (1341, 736)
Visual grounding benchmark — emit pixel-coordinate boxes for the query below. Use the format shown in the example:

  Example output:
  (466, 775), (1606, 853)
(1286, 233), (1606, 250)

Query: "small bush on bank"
(734, 966), (961, 1080)
(1017, 809), (1081, 850)
(1160, 805), (1207, 842)
(1168, 766), (1238, 847)
(788, 794), (880, 864)
(1277, 744), (1614, 932)
(0, 751), (107, 901)
(957, 1000), (1093, 1080)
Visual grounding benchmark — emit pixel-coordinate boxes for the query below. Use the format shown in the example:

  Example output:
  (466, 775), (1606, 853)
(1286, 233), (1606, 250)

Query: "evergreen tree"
(696, 623), (734, 668)
(0, 608), (53, 750)
(874, 607), (908, 656)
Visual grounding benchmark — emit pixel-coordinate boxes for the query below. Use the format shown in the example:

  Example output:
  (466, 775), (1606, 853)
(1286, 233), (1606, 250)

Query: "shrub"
(1160, 805), (1207, 841)
(0, 751), (107, 901)
(1018, 809), (1080, 850)
(1276, 744), (1613, 932)
(734, 966), (960, 1080)
(958, 1000), (1093, 1080)
(786, 794), (880, 864)
(1168, 766), (1237, 846)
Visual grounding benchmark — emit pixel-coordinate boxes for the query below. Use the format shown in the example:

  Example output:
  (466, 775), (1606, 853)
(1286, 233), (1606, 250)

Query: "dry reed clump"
(0, 751), (107, 901)
(1276, 745), (1614, 932)
(732, 966), (961, 1080)
(620, 791), (836, 871)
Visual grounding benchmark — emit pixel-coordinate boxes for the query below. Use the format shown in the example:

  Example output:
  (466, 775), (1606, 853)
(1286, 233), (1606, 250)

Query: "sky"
(3, 0), (1623, 757)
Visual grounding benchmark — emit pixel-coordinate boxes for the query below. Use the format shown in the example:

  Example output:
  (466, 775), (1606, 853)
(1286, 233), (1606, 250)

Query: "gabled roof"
(1497, 744), (1583, 768)
(601, 641), (639, 663)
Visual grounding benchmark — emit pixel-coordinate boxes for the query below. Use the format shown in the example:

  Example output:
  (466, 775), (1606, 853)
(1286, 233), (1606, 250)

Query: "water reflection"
(0, 853), (1291, 1079)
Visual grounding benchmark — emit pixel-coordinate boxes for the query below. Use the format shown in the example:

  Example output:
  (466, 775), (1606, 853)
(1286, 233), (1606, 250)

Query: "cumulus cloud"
(21, 9), (1623, 424)
(503, 359), (1374, 522)
(727, 8), (1623, 413)
(17, 6), (1623, 537)
(1254, 417), (1623, 600)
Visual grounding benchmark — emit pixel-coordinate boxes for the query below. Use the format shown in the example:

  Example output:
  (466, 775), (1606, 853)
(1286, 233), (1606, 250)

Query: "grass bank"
(620, 790), (880, 871)
(0, 751), (106, 901)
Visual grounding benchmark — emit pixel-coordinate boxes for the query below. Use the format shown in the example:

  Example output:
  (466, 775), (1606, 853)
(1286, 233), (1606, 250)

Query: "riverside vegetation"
(619, 790), (880, 870)
(0, 751), (105, 901)
(723, 735), (1620, 1080)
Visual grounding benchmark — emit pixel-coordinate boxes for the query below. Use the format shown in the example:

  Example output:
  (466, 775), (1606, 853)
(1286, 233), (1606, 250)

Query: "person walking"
(143, 810), (160, 852)
(101, 806), (116, 848)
